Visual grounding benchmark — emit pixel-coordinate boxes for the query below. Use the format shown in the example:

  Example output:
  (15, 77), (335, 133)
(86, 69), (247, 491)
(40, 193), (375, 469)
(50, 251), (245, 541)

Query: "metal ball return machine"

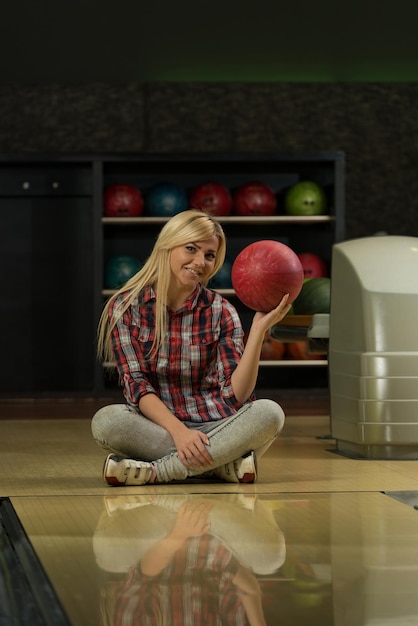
(271, 236), (418, 460)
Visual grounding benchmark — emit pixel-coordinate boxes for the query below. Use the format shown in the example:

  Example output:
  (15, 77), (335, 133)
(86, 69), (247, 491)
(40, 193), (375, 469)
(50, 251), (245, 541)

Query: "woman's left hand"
(251, 293), (292, 335)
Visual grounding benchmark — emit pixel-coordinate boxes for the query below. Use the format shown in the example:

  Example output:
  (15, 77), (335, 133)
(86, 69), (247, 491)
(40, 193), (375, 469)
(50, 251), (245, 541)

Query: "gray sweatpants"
(91, 398), (284, 483)
(93, 493), (286, 575)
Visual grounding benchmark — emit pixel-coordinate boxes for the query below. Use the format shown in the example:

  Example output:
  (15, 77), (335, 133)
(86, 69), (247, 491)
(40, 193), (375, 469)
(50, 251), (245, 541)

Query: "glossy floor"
(2, 413), (418, 625)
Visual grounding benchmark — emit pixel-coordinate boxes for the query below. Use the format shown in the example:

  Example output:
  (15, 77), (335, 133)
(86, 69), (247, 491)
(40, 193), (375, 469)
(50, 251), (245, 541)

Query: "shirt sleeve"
(109, 298), (156, 407)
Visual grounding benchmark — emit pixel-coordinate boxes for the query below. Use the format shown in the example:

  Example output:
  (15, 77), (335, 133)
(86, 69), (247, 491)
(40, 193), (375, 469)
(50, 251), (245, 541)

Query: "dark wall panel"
(0, 196), (95, 394)
(0, 200), (33, 391)
(0, 84), (146, 153)
(31, 198), (94, 392)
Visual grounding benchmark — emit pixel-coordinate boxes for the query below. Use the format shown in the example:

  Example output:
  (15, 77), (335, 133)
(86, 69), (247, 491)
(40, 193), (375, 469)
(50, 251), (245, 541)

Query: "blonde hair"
(97, 209), (227, 362)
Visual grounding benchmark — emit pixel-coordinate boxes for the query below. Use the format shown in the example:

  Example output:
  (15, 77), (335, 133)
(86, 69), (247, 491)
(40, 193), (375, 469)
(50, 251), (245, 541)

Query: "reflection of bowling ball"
(297, 253), (328, 279)
(189, 182), (232, 216)
(104, 256), (142, 289)
(285, 181), (327, 216)
(208, 258), (233, 289)
(233, 182), (277, 216)
(104, 184), (144, 217)
(231, 240), (304, 312)
(145, 182), (188, 217)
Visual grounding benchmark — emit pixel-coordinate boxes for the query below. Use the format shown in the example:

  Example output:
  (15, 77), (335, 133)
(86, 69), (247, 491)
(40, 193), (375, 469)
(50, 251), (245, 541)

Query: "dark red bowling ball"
(104, 184), (144, 217)
(231, 240), (304, 312)
(189, 182), (232, 216)
(233, 182), (277, 216)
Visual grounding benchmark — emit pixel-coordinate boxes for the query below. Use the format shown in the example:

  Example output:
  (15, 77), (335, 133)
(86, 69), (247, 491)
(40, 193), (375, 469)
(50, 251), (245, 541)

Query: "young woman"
(92, 209), (291, 486)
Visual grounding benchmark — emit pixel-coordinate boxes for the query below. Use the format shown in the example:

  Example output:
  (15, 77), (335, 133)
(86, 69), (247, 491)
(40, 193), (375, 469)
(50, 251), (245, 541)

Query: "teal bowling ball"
(145, 182), (188, 217)
(208, 258), (233, 289)
(104, 256), (142, 289)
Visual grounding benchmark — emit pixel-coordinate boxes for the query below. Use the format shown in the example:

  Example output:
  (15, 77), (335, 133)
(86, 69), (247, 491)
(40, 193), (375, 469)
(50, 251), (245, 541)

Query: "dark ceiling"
(2, 0), (418, 83)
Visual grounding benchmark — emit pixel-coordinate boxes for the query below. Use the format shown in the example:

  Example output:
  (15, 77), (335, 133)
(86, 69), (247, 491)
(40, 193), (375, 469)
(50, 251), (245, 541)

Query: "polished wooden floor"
(1, 397), (418, 625)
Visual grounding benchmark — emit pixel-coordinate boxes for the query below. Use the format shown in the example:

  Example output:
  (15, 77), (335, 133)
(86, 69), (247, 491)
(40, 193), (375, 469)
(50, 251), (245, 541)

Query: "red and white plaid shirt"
(109, 536), (245, 626)
(110, 284), (252, 422)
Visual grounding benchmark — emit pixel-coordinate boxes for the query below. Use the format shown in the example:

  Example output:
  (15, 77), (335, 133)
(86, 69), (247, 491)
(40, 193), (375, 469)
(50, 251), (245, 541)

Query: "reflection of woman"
(92, 210), (290, 486)
(94, 495), (286, 626)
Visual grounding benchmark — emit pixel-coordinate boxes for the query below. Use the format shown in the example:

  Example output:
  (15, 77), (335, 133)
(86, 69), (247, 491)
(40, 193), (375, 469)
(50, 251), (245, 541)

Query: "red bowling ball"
(297, 252), (329, 279)
(231, 240), (304, 312)
(104, 184), (144, 217)
(233, 182), (277, 216)
(189, 182), (232, 216)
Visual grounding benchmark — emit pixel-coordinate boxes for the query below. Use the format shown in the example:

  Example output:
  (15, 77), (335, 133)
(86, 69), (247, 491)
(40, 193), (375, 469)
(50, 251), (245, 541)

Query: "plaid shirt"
(110, 536), (245, 626)
(110, 284), (252, 422)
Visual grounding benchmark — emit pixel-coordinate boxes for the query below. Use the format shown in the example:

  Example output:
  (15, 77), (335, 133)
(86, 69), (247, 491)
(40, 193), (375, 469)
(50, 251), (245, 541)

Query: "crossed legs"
(91, 398), (284, 483)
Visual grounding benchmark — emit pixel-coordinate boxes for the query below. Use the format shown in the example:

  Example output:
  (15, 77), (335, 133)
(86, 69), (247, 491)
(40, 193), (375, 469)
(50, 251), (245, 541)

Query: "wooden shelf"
(102, 215), (335, 225)
(103, 359), (327, 368)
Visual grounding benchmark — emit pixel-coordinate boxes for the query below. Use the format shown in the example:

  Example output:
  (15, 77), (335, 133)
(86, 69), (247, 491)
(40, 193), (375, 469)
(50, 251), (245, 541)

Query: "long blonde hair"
(97, 209), (227, 362)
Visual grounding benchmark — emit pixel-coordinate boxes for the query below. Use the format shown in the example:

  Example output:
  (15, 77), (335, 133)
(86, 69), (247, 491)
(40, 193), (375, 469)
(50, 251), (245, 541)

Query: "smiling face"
(169, 235), (219, 296)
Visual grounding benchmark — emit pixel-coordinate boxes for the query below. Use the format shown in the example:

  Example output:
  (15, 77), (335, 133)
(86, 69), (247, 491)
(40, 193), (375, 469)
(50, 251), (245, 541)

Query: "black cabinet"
(0, 152), (344, 397)
(0, 157), (95, 395)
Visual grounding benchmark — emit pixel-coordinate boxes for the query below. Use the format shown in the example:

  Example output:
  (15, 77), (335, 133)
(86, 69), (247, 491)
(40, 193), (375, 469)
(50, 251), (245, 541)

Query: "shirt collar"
(143, 283), (204, 311)
(142, 284), (156, 304)
(187, 284), (203, 310)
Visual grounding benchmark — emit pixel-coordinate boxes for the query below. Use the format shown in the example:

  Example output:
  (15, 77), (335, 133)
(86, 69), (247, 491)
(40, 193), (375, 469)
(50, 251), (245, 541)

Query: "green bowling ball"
(285, 181), (327, 216)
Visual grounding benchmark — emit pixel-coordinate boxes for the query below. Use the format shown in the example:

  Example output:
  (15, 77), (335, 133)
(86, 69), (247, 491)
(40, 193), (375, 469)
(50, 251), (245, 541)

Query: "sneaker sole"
(239, 471), (256, 483)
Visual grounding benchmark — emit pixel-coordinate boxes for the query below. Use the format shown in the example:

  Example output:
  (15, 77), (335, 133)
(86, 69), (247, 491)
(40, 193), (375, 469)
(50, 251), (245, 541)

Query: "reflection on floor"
(1, 413), (418, 625)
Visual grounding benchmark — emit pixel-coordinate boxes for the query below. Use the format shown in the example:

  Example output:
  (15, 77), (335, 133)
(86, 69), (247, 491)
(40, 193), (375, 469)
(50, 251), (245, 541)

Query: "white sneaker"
(104, 495), (155, 515)
(103, 454), (154, 486)
(214, 451), (257, 483)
